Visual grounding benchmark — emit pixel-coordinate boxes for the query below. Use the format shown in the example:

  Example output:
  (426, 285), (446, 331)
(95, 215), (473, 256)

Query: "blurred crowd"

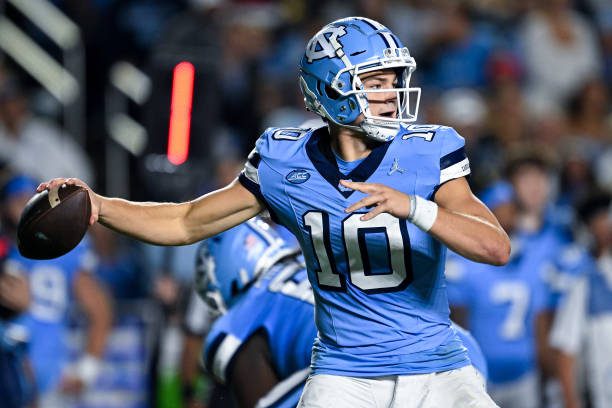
(0, 0), (610, 407)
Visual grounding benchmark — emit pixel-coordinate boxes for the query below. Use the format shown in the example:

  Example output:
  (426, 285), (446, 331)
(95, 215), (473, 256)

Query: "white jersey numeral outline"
(303, 211), (412, 292)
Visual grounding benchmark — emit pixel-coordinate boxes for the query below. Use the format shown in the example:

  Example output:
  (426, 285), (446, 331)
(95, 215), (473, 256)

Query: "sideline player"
(40, 17), (510, 407)
(198, 218), (311, 408)
(0, 233), (33, 408)
(550, 191), (612, 408)
(446, 180), (552, 408)
(2, 174), (113, 405)
(198, 218), (489, 408)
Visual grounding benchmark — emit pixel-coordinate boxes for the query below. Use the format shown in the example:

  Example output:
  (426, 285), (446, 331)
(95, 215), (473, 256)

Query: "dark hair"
(576, 190), (611, 225)
(503, 149), (553, 179)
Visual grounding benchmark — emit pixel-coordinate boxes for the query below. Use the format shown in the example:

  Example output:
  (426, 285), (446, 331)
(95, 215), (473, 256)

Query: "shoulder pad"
(400, 123), (459, 142)
(399, 124), (466, 156)
(255, 126), (319, 162)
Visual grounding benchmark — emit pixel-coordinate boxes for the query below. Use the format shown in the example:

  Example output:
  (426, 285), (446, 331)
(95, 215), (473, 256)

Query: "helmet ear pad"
(300, 72), (362, 126)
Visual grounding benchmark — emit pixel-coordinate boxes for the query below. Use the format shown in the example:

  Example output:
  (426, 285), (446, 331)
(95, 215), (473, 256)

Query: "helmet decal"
(305, 26), (347, 63)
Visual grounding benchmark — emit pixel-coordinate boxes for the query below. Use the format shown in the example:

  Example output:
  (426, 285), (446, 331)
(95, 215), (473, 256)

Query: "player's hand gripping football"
(342, 180), (411, 221)
(37, 178), (100, 226)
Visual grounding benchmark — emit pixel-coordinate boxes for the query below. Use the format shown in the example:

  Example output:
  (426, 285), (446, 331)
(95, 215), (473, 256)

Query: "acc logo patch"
(286, 169), (310, 184)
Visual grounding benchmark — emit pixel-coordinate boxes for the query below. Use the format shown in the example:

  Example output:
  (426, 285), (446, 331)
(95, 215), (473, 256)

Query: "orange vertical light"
(167, 61), (195, 165)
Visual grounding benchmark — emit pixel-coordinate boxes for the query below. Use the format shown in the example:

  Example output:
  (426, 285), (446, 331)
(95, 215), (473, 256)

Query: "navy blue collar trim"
(305, 128), (392, 198)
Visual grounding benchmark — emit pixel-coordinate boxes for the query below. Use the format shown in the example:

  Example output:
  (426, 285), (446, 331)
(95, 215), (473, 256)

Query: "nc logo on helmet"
(286, 169), (310, 184)
(305, 26), (347, 63)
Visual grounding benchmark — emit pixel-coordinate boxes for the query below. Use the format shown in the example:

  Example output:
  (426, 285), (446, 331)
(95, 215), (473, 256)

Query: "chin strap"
(322, 112), (401, 143)
(360, 120), (399, 142)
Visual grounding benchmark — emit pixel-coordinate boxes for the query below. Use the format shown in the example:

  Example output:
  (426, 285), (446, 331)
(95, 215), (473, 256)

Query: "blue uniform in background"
(550, 246), (612, 408)
(204, 250), (487, 408)
(0, 322), (32, 408)
(454, 323), (488, 381)
(204, 258), (315, 408)
(445, 232), (554, 385)
(531, 225), (581, 310)
(239, 123), (472, 377)
(8, 240), (94, 394)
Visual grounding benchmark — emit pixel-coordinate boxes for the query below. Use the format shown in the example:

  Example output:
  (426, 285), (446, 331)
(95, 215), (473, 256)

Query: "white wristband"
(408, 195), (438, 232)
(75, 354), (102, 387)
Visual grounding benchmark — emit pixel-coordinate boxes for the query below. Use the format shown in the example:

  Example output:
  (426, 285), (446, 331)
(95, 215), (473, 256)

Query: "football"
(17, 184), (91, 260)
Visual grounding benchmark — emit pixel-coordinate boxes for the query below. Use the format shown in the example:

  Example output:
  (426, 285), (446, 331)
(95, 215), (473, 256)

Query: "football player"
(40, 17), (509, 406)
(198, 218), (489, 408)
(446, 181), (553, 408)
(550, 191), (612, 408)
(0, 231), (33, 408)
(502, 152), (575, 406)
(1, 174), (113, 405)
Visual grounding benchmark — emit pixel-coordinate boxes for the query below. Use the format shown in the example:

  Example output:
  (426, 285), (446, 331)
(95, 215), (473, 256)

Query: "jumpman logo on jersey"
(388, 158), (405, 175)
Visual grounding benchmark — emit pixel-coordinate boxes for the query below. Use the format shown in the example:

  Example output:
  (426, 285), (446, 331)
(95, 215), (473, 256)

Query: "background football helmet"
(194, 217), (299, 314)
(299, 16), (421, 142)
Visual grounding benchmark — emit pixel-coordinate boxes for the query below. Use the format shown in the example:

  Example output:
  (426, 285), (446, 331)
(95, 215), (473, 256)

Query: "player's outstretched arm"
(37, 178), (264, 246)
(60, 270), (113, 394)
(342, 177), (510, 266)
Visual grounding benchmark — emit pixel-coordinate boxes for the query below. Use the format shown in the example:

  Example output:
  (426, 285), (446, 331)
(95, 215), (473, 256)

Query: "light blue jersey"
(204, 259), (315, 408)
(239, 124), (472, 376)
(7, 240), (94, 393)
(539, 238), (585, 311)
(445, 233), (555, 385)
(454, 323), (488, 381)
(203, 254), (486, 408)
(550, 247), (612, 408)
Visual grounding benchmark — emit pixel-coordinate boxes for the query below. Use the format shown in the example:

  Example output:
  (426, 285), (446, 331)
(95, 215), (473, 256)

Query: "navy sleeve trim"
(239, 173), (264, 202)
(440, 147), (467, 170)
(248, 152), (261, 168)
(238, 173), (286, 228)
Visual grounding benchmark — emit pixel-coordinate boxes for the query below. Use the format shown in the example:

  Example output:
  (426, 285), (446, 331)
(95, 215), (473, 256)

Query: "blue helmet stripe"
(356, 17), (378, 30)
(355, 17), (393, 49)
(388, 33), (401, 49)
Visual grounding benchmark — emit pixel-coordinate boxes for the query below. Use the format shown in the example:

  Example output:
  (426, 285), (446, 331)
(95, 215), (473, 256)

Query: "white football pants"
(297, 365), (499, 408)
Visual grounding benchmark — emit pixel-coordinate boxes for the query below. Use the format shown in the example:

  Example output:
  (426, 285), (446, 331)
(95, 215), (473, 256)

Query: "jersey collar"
(305, 127), (392, 198)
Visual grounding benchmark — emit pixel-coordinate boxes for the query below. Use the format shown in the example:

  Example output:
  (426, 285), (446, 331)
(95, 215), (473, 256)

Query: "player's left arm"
(228, 331), (279, 408)
(61, 270), (113, 393)
(0, 271), (30, 316)
(428, 177), (510, 265)
(342, 177), (510, 265)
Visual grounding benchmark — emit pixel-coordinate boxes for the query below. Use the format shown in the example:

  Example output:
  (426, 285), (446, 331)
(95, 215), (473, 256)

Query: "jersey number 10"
(303, 211), (413, 293)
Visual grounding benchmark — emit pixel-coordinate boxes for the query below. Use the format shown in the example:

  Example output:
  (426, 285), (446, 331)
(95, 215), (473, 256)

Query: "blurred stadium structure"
(0, 0), (84, 143)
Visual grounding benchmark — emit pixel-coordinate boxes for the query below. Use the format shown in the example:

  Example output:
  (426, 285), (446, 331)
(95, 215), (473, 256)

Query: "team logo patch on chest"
(286, 169), (311, 184)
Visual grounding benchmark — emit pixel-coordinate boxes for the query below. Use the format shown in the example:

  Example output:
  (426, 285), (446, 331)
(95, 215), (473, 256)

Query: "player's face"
(589, 211), (611, 249)
(512, 166), (550, 214)
(359, 70), (399, 119)
(492, 202), (517, 233)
